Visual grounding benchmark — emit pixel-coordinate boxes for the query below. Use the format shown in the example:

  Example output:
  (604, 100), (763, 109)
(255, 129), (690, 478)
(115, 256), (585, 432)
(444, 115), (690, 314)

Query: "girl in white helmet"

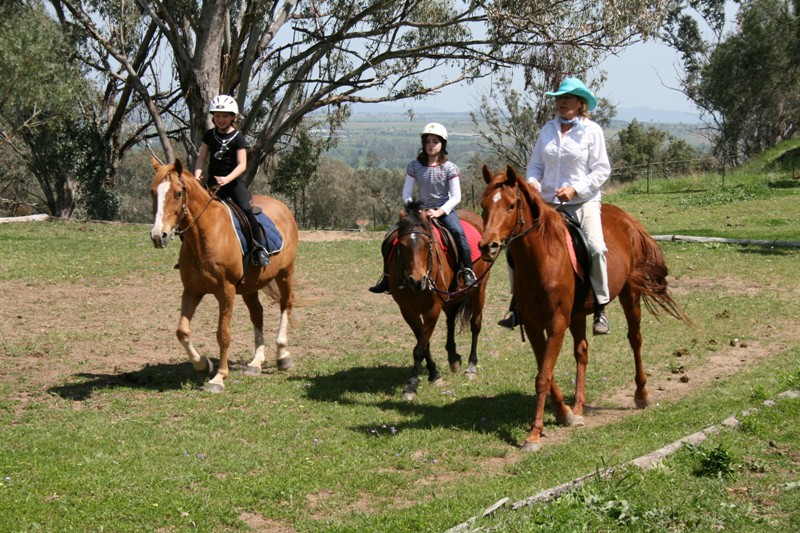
(369, 122), (476, 293)
(194, 95), (270, 267)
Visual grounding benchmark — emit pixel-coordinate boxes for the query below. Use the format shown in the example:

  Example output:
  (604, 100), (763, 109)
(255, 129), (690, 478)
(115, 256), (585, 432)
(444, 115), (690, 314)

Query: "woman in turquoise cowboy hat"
(498, 77), (612, 335)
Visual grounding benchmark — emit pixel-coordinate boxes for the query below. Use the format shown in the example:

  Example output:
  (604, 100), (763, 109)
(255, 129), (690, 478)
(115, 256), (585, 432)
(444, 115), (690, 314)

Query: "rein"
(395, 229), (435, 292)
(396, 223), (492, 302)
(172, 177), (217, 237)
(501, 185), (536, 248)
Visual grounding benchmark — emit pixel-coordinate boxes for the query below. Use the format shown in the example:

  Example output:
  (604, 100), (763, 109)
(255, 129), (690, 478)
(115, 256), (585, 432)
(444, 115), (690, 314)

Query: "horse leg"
(177, 290), (213, 376)
(443, 307), (462, 374)
(620, 288), (648, 408)
(560, 319), (588, 426)
(273, 275), (294, 371)
(241, 292), (266, 376)
(424, 342), (442, 385)
(466, 290), (485, 379)
(400, 308), (438, 401)
(522, 324), (569, 452)
(204, 287), (236, 393)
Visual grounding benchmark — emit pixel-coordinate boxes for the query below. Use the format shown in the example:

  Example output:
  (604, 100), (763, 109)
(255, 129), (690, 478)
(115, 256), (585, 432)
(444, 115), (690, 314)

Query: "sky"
(422, 39), (696, 117)
(419, 3), (739, 120)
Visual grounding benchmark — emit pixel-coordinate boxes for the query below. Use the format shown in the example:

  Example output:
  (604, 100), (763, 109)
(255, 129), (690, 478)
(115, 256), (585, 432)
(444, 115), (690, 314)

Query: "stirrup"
(253, 245), (270, 267)
(593, 312), (610, 335)
(459, 268), (477, 286)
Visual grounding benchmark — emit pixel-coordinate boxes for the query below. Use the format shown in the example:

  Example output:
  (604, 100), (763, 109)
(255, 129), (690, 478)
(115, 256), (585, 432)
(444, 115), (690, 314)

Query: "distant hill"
(324, 104), (706, 169)
(350, 103), (701, 124)
(614, 106), (701, 124)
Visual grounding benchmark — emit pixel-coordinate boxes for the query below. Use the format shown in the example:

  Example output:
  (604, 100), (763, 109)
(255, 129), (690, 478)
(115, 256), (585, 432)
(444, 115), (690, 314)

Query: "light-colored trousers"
(506, 199), (610, 307)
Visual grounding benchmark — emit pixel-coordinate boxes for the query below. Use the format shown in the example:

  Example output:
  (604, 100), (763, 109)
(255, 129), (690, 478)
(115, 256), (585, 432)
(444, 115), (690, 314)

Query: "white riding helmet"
(420, 122), (448, 141)
(209, 95), (239, 115)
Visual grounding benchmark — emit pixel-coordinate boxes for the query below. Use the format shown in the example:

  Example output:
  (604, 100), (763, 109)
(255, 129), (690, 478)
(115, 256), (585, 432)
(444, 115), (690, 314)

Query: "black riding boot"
(498, 296), (520, 329)
(368, 230), (395, 293)
(252, 228), (270, 268)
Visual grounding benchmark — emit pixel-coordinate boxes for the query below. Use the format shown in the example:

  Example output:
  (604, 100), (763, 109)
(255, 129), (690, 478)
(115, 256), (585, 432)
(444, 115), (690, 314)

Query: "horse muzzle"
(403, 274), (431, 293)
(151, 230), (172, 249)
(478, 240), (501, 263)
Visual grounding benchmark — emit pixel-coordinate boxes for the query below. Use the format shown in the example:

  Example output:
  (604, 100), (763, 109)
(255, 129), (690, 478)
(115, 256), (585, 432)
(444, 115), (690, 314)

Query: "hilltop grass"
(0, 143), (798, 532)
(607, 139), (800, 242)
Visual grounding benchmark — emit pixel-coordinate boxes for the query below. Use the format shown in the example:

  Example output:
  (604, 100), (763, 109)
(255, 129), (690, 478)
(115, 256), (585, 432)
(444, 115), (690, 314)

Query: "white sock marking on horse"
(276, 310), (289, 360)
(249, 327), (266, 368)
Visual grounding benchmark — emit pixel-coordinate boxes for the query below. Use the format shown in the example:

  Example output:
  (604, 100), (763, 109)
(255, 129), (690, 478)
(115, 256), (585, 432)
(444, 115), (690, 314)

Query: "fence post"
(471, 183), (475, 210)
(646, 158), (651, 193)
(721, 155), (726, 189)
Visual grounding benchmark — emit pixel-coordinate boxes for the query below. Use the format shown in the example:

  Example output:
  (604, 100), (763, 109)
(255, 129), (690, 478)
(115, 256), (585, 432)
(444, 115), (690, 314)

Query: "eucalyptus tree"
(0, 0), (91, 217)
(51, 0), (673, 190)
(662, 0), (800, 161)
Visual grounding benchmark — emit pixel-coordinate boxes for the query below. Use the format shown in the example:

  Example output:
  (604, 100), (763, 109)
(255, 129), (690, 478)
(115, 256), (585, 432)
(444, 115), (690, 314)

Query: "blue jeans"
(437, 210), (473, 270)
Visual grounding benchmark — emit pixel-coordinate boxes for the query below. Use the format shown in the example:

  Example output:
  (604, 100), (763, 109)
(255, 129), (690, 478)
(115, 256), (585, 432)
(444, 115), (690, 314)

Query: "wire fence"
(608, 156), (730, 192)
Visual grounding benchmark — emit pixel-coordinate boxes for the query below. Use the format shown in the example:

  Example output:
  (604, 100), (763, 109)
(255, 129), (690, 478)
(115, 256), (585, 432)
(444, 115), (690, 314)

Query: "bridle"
(394, 226), (438, 292)
(170, 173), (217, 238)
(394, 220), (493, 302)
(500, 184), (535, 248)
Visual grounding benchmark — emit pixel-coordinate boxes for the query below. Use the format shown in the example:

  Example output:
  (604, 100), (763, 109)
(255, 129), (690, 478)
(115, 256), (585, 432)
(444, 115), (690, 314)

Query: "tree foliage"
(608, 119), (702, 181)
(0, 0), (90, 217)
(663, 0), (800, 161)
(272, 130), (321, 224)
(52, 0), (672, 185)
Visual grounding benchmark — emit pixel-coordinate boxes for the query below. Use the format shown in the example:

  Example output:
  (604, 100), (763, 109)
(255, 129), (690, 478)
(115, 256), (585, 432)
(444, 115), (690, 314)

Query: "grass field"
(0, 144), (798, 532)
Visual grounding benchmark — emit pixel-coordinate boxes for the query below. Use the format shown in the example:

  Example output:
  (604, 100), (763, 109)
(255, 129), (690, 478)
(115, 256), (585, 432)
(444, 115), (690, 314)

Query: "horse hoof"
(244, 365), (261, 376)
(402, 391), (417, 402)
(565, 413), (585, 426)
(203, 382), (224, 393)
(520, 441), (542, 453)
(277, 357), (292, 371)
(196, 356), (214, 376)
(449, 361), (462, 373)
(635, 396), (650, 409)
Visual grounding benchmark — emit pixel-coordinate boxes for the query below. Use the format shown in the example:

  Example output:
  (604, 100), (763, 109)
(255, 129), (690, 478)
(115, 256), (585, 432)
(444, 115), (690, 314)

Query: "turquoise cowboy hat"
(546, 77), (597, 111)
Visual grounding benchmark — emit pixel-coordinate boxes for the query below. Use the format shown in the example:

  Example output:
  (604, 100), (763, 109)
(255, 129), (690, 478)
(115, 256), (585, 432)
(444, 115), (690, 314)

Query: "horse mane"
(513, 172), (564, 240)
(151, 158), (211, 200)
(484, 165), (565, 250)
(398, 200), (430, 232)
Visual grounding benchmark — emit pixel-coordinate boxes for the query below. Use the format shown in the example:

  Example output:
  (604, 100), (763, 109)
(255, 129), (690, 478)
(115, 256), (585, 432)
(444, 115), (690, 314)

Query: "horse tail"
(261, 279), (283, 306)
(455, 295), (474, 333)
(630, 224), (692, 325)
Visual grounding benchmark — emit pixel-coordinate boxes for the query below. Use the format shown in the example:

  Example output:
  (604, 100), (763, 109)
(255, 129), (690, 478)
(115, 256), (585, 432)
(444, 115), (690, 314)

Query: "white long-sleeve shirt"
(525, 117), (611, 205)
(402, 159), (461, 214)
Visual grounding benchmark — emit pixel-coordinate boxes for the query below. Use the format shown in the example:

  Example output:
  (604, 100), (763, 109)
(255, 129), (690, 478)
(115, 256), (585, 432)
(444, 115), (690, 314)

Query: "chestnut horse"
(387, 201), (490, 400)
(478, 165), (689, 451)
(149, 159), (298, 393)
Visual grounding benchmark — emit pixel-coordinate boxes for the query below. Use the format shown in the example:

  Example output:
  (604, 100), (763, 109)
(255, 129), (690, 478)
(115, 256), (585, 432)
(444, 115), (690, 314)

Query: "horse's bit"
(395, 228), (438, 292)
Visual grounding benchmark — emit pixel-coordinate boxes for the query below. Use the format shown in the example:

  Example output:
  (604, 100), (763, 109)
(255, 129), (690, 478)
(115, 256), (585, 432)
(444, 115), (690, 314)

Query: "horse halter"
(500, 185), (530, 248)
(395, 226), (438, 292)
(170, 173), (215, 237)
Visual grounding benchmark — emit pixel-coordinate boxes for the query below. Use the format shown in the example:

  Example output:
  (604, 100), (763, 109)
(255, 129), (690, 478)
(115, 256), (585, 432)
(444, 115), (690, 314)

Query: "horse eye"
(175, 191), (182, 199)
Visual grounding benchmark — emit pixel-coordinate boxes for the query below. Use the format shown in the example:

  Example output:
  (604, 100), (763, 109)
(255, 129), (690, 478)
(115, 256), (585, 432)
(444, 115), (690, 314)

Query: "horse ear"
(482, 164), (493, 184)
(174, 158), (184, 174)
(506, 164), (519, 185)
(151, 157), (162, 170)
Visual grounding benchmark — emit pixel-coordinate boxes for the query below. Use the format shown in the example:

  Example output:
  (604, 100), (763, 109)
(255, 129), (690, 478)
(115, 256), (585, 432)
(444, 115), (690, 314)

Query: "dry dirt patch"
(1, 230), (796, 440)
